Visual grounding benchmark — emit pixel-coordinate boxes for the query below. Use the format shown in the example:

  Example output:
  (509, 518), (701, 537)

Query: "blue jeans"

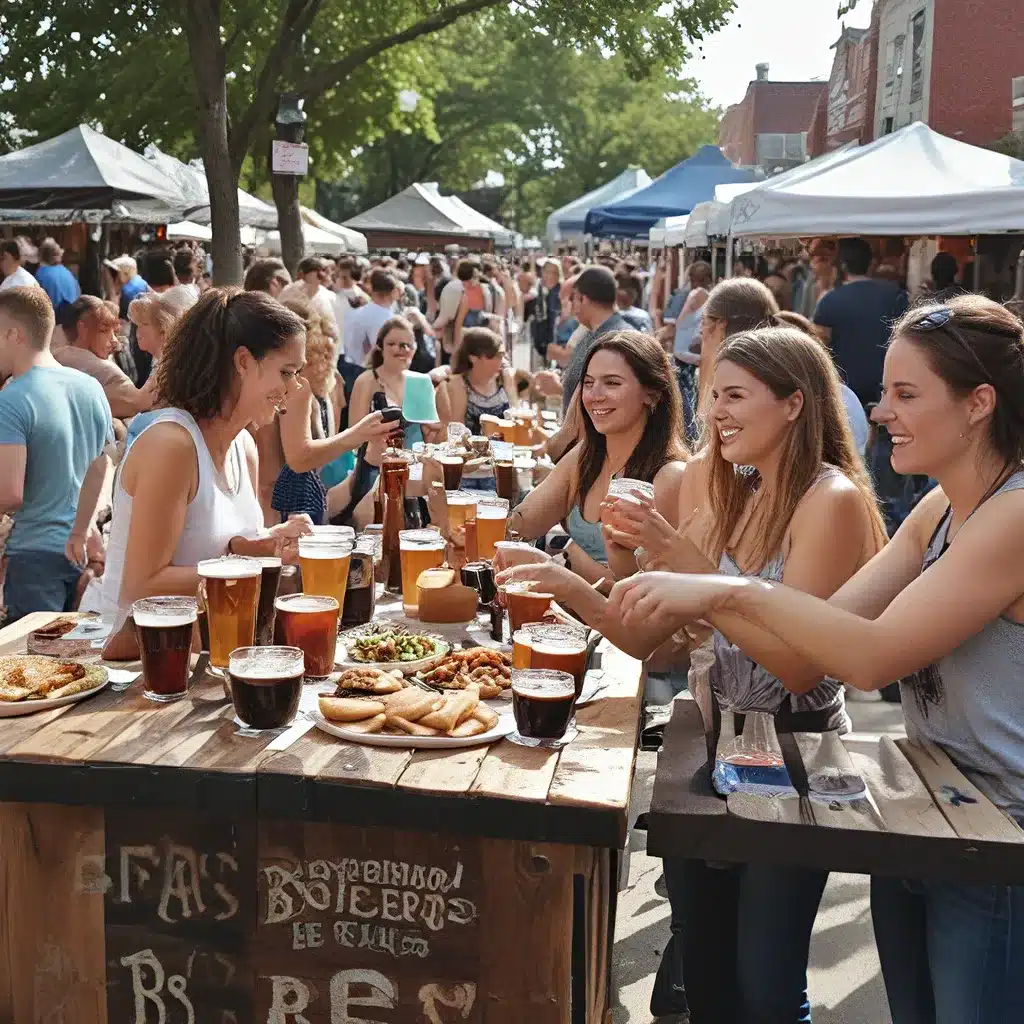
(871, 876), (1024, 1024)
(5, 550), (82, 622)
(653, 857), (827, 1022)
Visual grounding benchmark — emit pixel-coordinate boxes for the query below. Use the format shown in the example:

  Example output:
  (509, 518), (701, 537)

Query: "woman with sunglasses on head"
(610, 294), (1024, 1024)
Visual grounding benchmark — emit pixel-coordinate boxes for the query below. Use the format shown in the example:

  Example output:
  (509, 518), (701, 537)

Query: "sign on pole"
(272, 140), (309, 176)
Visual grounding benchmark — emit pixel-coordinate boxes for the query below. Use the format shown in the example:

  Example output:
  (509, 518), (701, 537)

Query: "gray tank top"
(710, 548), (845, 718)
(900, 470), (1024, 820)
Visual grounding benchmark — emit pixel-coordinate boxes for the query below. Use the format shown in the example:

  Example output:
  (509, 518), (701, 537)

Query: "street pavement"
(612, 699), (906, 1024)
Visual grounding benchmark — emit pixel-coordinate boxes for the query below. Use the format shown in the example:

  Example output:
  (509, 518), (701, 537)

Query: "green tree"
(0, 0), (734, 280)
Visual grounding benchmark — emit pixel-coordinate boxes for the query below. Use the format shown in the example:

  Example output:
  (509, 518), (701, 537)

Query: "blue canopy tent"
(584, 146), (762, 239)
(545, 168), (651, 243)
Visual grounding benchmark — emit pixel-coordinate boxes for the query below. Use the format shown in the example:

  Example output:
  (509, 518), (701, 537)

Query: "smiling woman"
(95, 288), (315, 656)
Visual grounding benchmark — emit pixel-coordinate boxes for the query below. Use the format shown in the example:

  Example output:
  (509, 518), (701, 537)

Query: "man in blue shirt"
(33, 237), (81, 318)
(813, 237), (909, 407)
(104, 255), (150, 320)
(0, 287), (112, 620)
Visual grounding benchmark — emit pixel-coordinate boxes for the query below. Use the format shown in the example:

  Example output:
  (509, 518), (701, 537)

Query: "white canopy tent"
(648, 215), (689, 247)
(546, 168), (652, 244)
(301, 206), (368, 254)
(167, 220), (213, 241)
(262, 222), (352, 257)
(729, 123), (1024, 237)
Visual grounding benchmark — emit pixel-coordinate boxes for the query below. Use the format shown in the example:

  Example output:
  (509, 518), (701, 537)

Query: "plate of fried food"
(412, 647), (513, 700)
(338, 625), (450, 675)
(315, 669), (511, 748)
(0, 655), (108, 716)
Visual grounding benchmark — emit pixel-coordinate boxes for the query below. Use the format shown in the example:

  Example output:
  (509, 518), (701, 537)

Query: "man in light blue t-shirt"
(0, 287), (112, 620)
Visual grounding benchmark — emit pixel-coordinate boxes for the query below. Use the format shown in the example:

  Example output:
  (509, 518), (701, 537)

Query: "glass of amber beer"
(132, 596), (198, 701)
(517, 623), (589, 697)
(499, 580), (554, 634)
(445, 491), (477, 540)
(399, 528), (448, 616)
(274, 594), (340, 678)
(197, 556), (262, 673)
(299, 537), (353, 611)
(475, 496), (510, 561)
(228, 646), (305, 731)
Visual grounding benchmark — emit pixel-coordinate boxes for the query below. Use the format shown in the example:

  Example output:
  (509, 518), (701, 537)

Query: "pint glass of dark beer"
(227, 646), (305, 730)
(132, 596), (198, 702)
(197, 556), (262, 673)
(254, 556), (283, 646)
(274, 594), (340, 678)
(509, 668), (577, 748)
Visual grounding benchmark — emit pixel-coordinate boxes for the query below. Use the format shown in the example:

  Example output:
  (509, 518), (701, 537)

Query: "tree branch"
(229, 0), (323, 172)
(296, 0), (504, 102)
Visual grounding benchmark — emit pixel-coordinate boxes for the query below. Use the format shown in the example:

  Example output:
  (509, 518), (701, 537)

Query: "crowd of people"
(0, 226), (1022, 1022)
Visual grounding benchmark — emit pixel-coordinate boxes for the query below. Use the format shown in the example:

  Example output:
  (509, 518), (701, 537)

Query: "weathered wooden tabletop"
(0, 609), (645, 848)
(648, 698), (1024, 884)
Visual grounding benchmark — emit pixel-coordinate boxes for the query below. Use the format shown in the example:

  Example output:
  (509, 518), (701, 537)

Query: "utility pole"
(271, 93), (308, 277)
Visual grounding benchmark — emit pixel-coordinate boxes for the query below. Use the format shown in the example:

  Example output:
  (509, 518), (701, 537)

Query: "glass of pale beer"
(399, 528), (448, 616)
(197, 556), (262, 673)
(299, 537), (353, 612)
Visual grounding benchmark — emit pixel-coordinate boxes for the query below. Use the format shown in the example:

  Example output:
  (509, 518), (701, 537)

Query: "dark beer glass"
(132, 597), (198, 702)
(274, 594), (340, 678)
(254, 556), (283, 646)
(227, 646), (304, 730)
(509, 668), (577, 749)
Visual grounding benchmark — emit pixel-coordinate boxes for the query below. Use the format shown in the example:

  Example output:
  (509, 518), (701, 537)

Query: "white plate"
(0, 669), (108, 718)
(336, 633), (451, 676)
(312, 708), (514, 748)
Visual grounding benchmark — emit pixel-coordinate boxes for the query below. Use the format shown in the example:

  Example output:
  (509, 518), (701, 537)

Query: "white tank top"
(95, 408), (264, 628)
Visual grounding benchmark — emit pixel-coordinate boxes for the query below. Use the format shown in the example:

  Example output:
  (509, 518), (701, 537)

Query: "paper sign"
(272, 141), (309, 176)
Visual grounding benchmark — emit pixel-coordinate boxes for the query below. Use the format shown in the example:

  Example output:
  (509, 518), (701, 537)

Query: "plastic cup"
(402, 371), (439, 423)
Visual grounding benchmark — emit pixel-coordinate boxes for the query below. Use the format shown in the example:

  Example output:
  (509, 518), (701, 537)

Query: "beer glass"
(510, 408), (535, 446)
(499, 580), (554, 634)
(299, 537), (353, 611)
(132, 596), (197, 702)
(399, 528), (448, 616)
(445, 491), (478, 537)
(493, 459), (518, 504)
(519, 624), (589, 696)
(509, 668), (577, 748)
(461, 561), (496, 607)
(438, 455), (464, 490)
(475, 496), (510, 560)
(228, 646), (305, 731)
(197, 556), (262, 672)
(511, 623), (552, 670)
(274, 594), (340, 678)
(602, 478), (656, 531)
(254, 556), (283, 646)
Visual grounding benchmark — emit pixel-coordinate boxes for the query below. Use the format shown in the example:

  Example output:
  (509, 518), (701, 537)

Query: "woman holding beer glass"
(502, 325), (886, 1022)
(97, 289), (313, 658)
(497, 330), (688, 587)
(339, 317), (451, 525)
(610, 297), (1024, 1024)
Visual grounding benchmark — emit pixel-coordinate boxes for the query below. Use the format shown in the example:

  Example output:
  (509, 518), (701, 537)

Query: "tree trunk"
(182, 0), (244, 286)
(271, 168), (305, 278)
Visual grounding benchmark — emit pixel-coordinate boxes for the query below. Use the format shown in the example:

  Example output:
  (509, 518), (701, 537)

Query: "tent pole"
(725, 234), (734, 277)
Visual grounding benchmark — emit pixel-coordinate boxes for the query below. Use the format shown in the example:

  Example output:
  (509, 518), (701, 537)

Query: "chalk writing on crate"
(264, 855), (478, 957)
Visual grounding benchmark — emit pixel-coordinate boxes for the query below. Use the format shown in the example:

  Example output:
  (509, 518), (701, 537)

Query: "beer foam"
(133, 609), (196, 629)
(446, 493), (476, 505)
(230, 654), (304, 680)
(477, 506), (507, 520)
(298, 543), (351, 559)
(197, 557), (261, 579)
(529, 640), (587, 657)
(255, 556), (282, 568)
(512, 675), (575, 698)
(275, 595), (338, 612)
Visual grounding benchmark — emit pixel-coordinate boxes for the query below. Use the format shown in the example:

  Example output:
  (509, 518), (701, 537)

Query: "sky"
(684, 0), (873, 109)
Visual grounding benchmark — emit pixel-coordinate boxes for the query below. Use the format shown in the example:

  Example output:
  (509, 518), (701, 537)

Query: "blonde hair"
(280, 296), (334, 398)
(128, 286), (196, 339)
(705, 326), (886, 570)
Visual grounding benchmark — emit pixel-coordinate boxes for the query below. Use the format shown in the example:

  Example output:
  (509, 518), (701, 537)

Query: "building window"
(883, 116), (894, 135)
(756, 133), (806, 163)
(909, 11), (926, 103)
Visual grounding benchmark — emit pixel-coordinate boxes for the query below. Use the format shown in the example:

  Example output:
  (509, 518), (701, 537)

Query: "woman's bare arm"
(507, 447), (576, 541)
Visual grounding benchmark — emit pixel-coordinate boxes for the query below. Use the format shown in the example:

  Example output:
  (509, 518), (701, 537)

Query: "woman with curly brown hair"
(95, 288), (314, 656)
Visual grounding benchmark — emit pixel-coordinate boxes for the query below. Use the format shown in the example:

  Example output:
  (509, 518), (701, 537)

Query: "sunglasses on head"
(907, 305), (996, 383)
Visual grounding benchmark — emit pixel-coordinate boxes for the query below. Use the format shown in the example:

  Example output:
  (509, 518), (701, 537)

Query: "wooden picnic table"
(648, 697), (1024, 885)
(0, 604), (644, 1024)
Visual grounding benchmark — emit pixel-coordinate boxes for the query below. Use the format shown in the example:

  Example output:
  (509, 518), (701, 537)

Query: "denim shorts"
(4, 550), (82, 622)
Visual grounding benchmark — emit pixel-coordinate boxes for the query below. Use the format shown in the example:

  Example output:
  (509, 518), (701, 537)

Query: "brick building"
(874, 0), (1024, 146)
(718, 65), (828, 174)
